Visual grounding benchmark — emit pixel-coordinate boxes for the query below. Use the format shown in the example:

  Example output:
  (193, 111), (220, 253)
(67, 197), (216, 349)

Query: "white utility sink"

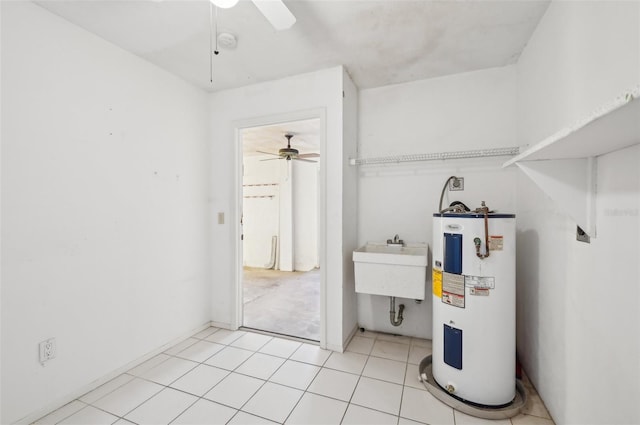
(353, 242), (428, 300)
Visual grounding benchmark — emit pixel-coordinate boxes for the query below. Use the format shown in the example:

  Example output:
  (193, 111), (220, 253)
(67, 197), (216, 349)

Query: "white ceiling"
(242, 118), (320, 157)
(36, 0), (550, 93)
(34, 0), (549, 155)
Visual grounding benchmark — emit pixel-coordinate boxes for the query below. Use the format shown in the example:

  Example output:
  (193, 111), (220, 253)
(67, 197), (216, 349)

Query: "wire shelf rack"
(349, 147), (520, 166)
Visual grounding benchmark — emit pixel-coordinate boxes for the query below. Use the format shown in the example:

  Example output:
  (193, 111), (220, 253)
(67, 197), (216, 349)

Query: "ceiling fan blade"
(251, 0), (296, 31)
(260, 157), (283, 162)
(293, 158), (317, 163)
(256, 150), (280, 157)
(297, 153), (320, 158)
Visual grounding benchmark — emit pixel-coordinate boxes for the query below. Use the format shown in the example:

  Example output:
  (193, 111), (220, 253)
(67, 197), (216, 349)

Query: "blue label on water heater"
(444, 233), (463, 274)
(444, 324), (463, 370)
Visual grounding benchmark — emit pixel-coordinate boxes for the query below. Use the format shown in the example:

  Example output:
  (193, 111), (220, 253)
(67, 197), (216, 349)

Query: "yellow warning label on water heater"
(432, 269), (443, 298)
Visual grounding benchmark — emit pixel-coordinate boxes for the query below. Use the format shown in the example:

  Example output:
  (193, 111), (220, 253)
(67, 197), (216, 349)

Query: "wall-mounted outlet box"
(449, 177), (464, 191)
(39, 338), (56, 365)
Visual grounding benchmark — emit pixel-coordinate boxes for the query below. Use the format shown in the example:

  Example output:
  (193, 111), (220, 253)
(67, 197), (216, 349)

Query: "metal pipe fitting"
(389, 296), (405, 326)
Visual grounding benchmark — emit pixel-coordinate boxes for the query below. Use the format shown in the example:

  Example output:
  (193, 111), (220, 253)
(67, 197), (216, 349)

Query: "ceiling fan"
(210, 0), (296, 31)
(208, 0), (296, 83)
(258, 134), (320, 163)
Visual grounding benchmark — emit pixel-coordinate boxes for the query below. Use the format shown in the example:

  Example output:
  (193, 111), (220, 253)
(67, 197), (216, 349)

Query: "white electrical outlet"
(39, 338), (56, 365)
(449, 177), (464, 191)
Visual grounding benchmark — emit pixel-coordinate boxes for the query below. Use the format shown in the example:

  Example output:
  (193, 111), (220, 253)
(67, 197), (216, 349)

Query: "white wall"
(357, 66), (518, 338)
(515, 2), (640, 424)
(293, 159), (320, 271)
(278, 161), (295, 271)
(341, 69), (359, 341)
(242, 156), (280, 268)
(208, 67), (358, 350)
(1, 3), (211, 424)
(242, 155), (319, 271)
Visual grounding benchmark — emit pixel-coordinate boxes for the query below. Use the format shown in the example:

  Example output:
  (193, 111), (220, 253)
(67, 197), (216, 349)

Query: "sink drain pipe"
(389, 297), (405, 326)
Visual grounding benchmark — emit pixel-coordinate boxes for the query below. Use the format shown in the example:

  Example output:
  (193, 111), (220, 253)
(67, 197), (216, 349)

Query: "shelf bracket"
(517, 157), (597, 237)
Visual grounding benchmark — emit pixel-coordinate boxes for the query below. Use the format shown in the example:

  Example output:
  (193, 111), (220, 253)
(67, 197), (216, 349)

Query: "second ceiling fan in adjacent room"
(259, 134), (320, 163)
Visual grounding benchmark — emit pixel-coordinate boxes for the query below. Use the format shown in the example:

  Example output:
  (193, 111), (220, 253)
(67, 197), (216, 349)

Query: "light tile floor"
(35, 327), (555, 425)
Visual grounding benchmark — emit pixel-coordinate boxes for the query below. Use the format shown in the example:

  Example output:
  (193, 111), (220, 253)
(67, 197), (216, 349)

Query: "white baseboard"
(210, 321), (235, 330)
(325, 324), (359, 353)
(343, 323), (359, 351)
(18, 322), (212, 425)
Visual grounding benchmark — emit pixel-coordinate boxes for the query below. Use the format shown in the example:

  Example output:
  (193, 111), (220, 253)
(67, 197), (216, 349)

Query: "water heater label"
(489, 235), (504, 251)
(432, 269), (443, 298)
(442, 272), (465, 308)
(465, 275), (495, 289)
(470, 287), (490, 296)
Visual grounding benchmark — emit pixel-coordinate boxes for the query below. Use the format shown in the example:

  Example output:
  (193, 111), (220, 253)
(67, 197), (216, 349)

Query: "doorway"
(240, 118), (321, 341)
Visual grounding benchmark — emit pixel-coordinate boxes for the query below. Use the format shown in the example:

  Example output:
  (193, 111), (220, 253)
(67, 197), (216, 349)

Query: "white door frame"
(232, 108), (327, 347)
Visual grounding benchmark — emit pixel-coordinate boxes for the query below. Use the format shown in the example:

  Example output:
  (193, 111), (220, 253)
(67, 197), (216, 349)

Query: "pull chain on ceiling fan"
(209, 3), (215, 83)
(209, 0), (296, 84)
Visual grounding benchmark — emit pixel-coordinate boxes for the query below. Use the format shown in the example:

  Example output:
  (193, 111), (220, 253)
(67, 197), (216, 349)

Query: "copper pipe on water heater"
(473, 201), (491, 259)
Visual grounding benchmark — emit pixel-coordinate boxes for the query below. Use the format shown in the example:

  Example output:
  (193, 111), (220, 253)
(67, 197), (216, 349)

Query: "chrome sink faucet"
(387, 234), (405, 246)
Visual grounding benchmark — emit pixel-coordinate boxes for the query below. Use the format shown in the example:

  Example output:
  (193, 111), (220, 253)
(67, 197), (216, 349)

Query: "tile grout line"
(171, 331), (271, 421)
(341, 345), (378, 424)
(162, 390), (201, 425)
(46, 329), (307, 424)
(239, 339), (302, 423)
(395, 341), (411, 423)
(208, 334), (285, 422)
(351, 335), (406, 422)
(347, 336), (391, 423)
(81, 329), (235, 424)
(47, 402), (90, 425)
(238, 338), (328, 424)
(90, 332), (373, 424)
(44, 328), (544, 425)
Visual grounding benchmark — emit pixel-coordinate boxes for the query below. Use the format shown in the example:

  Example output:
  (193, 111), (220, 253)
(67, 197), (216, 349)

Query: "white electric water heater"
(432, 210), (516, 406)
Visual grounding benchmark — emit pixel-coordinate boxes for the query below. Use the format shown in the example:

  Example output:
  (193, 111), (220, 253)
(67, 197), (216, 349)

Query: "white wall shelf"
(350, 147), (520, 166)
(505, 85), (640, 237)
(504, 85), (640, 167)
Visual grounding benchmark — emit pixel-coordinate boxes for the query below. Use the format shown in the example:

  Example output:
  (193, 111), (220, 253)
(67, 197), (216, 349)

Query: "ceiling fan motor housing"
(279, 147), (299, 158)
(279, 133), (298, 158)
